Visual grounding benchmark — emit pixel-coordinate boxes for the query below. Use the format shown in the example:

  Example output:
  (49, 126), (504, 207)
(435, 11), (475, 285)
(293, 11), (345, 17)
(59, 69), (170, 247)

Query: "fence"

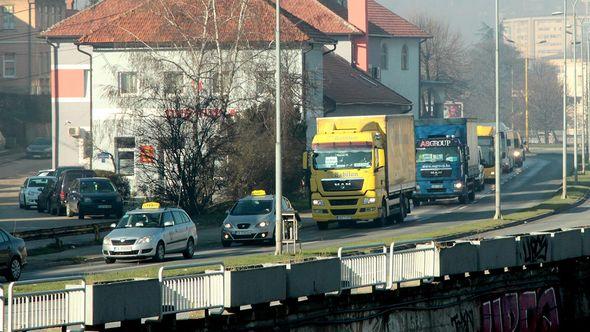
(158, 262), (225, 317)
(6, 276), (86, 332)
(338, 244), (388, 291)
(388, 242), (439, 288)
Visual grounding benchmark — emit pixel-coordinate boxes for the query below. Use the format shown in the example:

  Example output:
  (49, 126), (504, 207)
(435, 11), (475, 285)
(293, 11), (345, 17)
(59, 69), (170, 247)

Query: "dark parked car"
(26, 137), (52, 159)
(65, 177), (123, 219)
(49, 169), (96, 216)
(0, 228), (27, 281)
(37, 177), (57, 213)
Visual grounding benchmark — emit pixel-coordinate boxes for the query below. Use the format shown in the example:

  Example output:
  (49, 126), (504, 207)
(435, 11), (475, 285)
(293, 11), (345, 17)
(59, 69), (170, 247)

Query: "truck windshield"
(478, 137), (495, 167)
(416, 147), (460, 163)
(313, 149), (372, 170)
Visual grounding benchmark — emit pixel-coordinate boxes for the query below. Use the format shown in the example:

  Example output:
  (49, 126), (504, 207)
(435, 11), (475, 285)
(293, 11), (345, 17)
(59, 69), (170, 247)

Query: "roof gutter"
(76, 44), (93, 169)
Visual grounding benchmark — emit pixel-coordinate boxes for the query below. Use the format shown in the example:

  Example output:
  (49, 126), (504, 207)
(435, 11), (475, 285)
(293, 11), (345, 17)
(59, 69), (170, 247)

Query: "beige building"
(504, 15), (589, 60)
(0, 0), (68, 95)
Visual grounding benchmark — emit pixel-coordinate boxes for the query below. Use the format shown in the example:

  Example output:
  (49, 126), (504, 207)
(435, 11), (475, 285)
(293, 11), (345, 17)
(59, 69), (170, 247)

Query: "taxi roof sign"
(251, 190), (267, 196)
(142, 202), (161, 209)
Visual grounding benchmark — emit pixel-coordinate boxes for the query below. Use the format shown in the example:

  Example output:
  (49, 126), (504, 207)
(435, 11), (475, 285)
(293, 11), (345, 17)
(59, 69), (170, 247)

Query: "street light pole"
(582, 20), (587, 174)
(561, 3), (568, 198)
(274, 0), (283, 256)
(494, 0), (502, 220)
(575, 2), (581, 180)
(525, 56), (529, 144)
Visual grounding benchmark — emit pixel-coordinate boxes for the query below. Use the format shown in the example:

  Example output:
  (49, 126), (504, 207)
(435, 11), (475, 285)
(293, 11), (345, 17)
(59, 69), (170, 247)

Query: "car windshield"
(231, 199), (273, 216)
(313, 148), (372, 170)
(31, 138), (50, 145)
(80, 180), (115, 193)
(416, 147), (460, 163)
(117, 212), (162, 228)
(28, 178), (52, 188)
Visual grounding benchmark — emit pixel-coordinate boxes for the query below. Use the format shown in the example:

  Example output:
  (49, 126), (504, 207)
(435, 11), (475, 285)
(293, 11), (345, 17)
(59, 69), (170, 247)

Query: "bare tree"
(411, 14), (467, 117)
(528, 61), (563, 143)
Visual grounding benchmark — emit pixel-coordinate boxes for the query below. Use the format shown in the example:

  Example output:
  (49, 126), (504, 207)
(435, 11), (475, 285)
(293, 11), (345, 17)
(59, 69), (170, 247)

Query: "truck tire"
(413, 199), (421, 207)
(468, 189), (476, 201)
(374, 201), (387, 227)
(458, 194), (468, 204)
(317, 222), (329, 230)
(394, 197), (405, 223)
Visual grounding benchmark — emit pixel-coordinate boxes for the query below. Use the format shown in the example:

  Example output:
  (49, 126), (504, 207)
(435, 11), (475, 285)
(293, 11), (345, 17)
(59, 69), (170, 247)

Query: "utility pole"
(28, 0), (33, 94)
(555, 2), (568, 199)
(525, 57), (529, 144)
(582, 20), (587, 174)
(574, 0), (579, 183)
(494, 0), (502, 220)
(274, 0), (283, 256)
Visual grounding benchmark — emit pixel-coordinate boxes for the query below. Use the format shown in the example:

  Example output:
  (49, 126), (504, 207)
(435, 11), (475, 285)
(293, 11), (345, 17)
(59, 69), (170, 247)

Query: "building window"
(3, 53), (16, 78)
(118, 72), (138, 94)
(401, 44), (409, 71)
(255, 70), (274, 95)
(163, 71), (183, 95)
(380, 43), (389, 70)
(2, 5), (15, 29)
(115, 137), (135, 176)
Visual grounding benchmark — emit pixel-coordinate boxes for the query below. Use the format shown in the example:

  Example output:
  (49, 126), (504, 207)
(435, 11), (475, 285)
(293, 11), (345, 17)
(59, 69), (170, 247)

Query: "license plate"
(98, 205), (112, 209)
(235, 230), (253, 235)
(113, 246), (131, 251)
(431, 184), (443, 189)
(337, 216), (352, 220)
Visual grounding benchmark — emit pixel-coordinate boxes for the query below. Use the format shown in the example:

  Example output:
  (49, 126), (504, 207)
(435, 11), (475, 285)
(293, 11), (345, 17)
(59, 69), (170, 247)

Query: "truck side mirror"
(376, 149), (386, 169)
(302, 151), (308, 170)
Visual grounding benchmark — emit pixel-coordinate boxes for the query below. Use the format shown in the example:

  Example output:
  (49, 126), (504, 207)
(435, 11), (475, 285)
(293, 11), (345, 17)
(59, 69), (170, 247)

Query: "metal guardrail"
(158, 262), (225, 317)
(13, 221), (112, 241)
(6, 276), (86, 332)
(338, 244), (388, 291)
(388, 242), (438, 288)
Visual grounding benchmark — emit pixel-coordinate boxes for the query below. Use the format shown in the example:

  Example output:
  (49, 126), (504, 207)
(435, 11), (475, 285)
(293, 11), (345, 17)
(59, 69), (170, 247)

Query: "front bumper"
(25, 195), (40, 206)
(222, 229), (272, 242)
(312, 201), (379, 223)
(102, 242), (154, 259)
(414, 180), (463, 199)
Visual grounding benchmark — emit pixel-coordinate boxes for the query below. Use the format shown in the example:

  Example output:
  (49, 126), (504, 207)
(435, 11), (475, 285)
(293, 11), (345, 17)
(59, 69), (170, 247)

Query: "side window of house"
(118, 72), (138, 95)
(163, 71), (183, 95)
(115, 137), (135, 176)
(380, 43), (388, 70)
(401, 44), (409, 71)
(2, 5), (15, 29)
(3, 53), (16, 78)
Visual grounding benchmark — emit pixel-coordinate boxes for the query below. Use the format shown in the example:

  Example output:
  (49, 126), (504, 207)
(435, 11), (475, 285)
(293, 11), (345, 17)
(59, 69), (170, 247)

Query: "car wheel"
(153, 242), (165, 262)
(183, 238), (195, 259)
(5, 258), (22, 281)
(221, 240), (232, 248)
(104, 257), (116, 264)
(37, 204), (43, 212)
(23, 202), (29, 210)
(19, 199), (24, 209)
(66, 204), (74, 217)
(78, 209), (85, 220)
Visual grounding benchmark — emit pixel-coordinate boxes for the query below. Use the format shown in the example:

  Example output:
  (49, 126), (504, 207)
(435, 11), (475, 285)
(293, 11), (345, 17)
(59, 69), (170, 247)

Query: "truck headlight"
(312, 199), (324, 206)
(363, 197), (376, 205)
(491, 171), (495, 176)
(224, 223), (233, 229)
(454, 182), (463, 190)
(256, 221), (268, 228)
(514, 151), (521, 157)
(43, 147), (51, 152)
(136, 236), (151, 244)
(103, 237), (111, 245)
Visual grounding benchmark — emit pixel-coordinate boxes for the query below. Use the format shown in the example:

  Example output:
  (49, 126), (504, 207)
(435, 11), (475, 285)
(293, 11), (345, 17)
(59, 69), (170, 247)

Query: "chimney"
(348, 0), (369, 72)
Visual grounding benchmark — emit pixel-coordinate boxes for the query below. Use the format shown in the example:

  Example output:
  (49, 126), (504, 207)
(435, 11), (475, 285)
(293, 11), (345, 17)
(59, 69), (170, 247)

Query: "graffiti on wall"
(482, 287), (559, 332)
(520, 235), (549, 264)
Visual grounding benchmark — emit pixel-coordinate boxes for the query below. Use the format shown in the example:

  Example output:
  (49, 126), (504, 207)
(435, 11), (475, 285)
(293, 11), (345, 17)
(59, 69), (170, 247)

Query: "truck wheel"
(413, 199), (421, 207)
(468, 189), (476, 201)
(317, 222), (329, 230)
(374, 201), (387, 227)
(394, 198), (405, 223)
(405, 196), (411, 214)
(458, 194), (468, 204)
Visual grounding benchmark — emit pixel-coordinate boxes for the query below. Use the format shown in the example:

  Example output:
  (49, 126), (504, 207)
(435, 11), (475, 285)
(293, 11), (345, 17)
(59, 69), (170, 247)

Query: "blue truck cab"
(414, 118), (480, 205)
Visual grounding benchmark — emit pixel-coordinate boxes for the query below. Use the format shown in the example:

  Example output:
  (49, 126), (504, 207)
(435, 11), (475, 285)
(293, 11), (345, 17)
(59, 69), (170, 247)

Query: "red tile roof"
(319, 0), (430, 38)
(366, 0), (430, 38)
(323, 51), (411, 107)
(279, 0), (362, 35)
(45, 0), (332, 45)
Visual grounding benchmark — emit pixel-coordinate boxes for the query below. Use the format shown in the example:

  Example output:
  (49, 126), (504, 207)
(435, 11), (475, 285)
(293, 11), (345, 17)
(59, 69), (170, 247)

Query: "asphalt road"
(14, 151), (582, 281)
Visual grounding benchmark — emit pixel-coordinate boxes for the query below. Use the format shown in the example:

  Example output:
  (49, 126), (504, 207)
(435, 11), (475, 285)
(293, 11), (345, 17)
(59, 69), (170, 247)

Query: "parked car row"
(20, 166), (123, 219)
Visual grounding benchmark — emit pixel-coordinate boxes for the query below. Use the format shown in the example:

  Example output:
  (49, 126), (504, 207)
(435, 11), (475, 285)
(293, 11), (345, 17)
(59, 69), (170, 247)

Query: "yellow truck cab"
(304, 115), (416, 229)
(477, 123), (510, 181)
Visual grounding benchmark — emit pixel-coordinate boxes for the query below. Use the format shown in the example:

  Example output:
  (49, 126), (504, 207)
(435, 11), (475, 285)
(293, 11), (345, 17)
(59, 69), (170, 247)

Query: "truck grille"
(321, 179), (363, 192)
(331, 209), (357, 216)
(420, 169), (452, 177)
(427, 188), (447, 193)
(329, 199), (358, 206)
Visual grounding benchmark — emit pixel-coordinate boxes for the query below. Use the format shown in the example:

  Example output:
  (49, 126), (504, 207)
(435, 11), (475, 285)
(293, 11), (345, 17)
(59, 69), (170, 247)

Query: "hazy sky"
(383, 0), (586, 43)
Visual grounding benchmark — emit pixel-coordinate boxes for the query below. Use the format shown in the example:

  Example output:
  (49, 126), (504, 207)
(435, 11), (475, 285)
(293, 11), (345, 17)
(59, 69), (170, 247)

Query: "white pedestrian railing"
(0, 288), (4, 332)
(6, 276), (86, 332)
(388, 242), (439, 288)
(338, 244), (388, 291)
(158, 262), (225, 317)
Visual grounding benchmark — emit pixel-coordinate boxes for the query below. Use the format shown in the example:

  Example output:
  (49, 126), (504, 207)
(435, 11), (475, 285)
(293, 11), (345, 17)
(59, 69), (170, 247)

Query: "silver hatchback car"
(221, 190), (299, 247)
(102, 202), (197, 263)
